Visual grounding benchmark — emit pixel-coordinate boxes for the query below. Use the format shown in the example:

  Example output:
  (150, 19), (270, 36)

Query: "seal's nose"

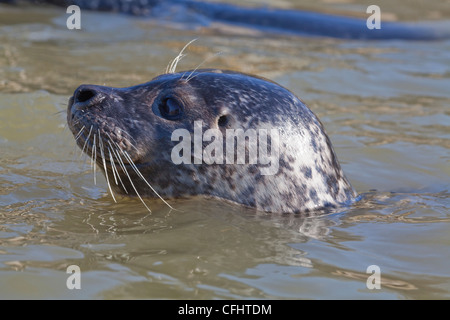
(72, 85), (104, 109)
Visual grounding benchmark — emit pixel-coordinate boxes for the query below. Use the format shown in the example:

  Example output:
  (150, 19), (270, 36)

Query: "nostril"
(71, 85), (108, 110)
(75, 89), (96, 103)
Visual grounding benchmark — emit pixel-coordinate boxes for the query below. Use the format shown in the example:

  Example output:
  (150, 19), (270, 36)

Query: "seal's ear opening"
(217, 114), (235, 130)
(218, 115), (229, 127)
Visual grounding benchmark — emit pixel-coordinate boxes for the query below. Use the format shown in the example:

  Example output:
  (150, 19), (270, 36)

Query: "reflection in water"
(348, 191), (450, 223)
(332, 269), (417, 291)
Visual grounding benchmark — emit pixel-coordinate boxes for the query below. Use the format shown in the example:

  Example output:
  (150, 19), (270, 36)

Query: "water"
(0, 1), (449, 299)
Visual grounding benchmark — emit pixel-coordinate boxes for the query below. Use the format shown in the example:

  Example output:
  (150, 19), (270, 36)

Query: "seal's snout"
(71, 85), (106, 110)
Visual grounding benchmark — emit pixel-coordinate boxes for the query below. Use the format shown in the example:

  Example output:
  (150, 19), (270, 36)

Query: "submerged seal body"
(67, 69), (357, 213)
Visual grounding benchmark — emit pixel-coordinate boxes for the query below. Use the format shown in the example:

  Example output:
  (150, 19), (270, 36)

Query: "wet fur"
(67, 69), (357, 214)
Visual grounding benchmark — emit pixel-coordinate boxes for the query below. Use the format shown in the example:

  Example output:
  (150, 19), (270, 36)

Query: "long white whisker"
(74, 125), (86, 142)
(98, 130), (117, 203)
(70, 118), (83, 129)
(108, 144), (129, 194)
(185, 51), (223, 82)
(92, 133), (97, 185)
(167, 53), (186, 74)
(105, 131), (139, 154)
(69, 125), (85, 166)
(121, 131), (138, 147)
(79, 125), (93, 171)
(122, 137), (140, 153)
(166, 38), (197, 74)
(114, 148), (152, 213)
(80, 125), (93, 159)
(108, 147), (119, 185)
(121, 150), (175, 210)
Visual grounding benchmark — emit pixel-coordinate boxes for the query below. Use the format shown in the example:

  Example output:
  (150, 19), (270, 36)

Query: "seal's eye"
(159, 98), (184, 120)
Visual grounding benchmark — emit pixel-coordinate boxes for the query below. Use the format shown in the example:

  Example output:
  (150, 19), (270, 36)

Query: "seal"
(67, 68), (357, 214)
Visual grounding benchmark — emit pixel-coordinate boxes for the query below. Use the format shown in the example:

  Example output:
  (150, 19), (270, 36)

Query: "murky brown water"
(0, 1), (449, 299)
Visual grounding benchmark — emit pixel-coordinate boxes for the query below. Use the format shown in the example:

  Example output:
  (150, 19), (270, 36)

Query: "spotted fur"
(67, 69), (357, 214)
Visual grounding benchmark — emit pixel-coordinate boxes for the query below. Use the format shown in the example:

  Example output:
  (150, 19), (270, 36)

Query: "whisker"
(166, 38), (198, 74)
(184, 51), (223, 82)
(80, 147), (90, 172)
(77, 125), (93, 171)
(108, 148), (119, 185)
(121, 137), (140, 153)
(70, 134), (84, 171)
(106, 130), (139, 154)
(66, 118), (84, 134)
(69, 126), (88, 173)
(98, 130), (117, 203)
(113, 147), (152, 213)
(118, 128), (138, 145)
(53, 109), (67, 116)
(107, 141), (129, 194)
(80, 125), (93, 159)
(121, 149), (175, 210)
(92, 133), (97, 185)
(108, 140), (128, 194)
(74, 125), (86, 142)
(167, 53), (186, 74)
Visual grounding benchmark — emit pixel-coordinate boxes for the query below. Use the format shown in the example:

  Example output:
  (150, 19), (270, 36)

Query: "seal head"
(67, 69), (357, 213)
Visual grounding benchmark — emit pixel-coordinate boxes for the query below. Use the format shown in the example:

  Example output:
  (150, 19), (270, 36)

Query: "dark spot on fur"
(326, 175), (339, 197)
(278, 158), (293, 171)
(223, 166), (236, 190)
(324, 136), (342, 180)
(294, 183), (309, 203)
(259, 195), (273, 209)
(254, 174), (264, 182)
(248, 165), (258, 174)
(311, 136), (318, 152)
(302, 166), (312, 179)
(309, 189), (318, 203)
